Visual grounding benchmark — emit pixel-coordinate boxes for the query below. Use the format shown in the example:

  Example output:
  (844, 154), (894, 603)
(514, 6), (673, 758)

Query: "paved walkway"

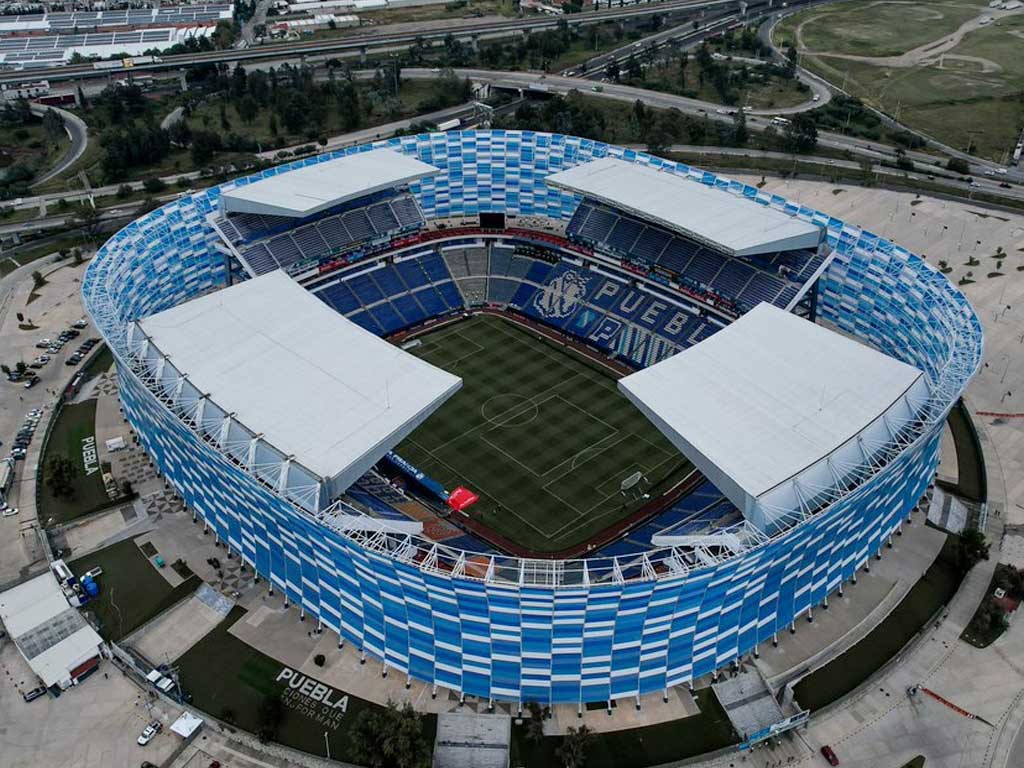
(668, 175), (1024, 768)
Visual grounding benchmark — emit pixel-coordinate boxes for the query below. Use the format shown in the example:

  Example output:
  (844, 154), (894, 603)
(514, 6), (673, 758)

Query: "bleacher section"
(310, 243), (747, 561)
(313, 241), (721, 368)
(566, 201), (824, 314)
(593, 481), (741, 559)
(219, 193), (425, 277)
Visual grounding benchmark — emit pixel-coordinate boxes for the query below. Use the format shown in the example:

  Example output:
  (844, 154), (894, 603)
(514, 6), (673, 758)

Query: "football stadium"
(82, 131), (983, 708)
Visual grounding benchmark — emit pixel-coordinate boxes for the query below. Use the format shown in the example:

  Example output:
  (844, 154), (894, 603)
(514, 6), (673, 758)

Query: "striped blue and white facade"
(82, 131), (983, 705)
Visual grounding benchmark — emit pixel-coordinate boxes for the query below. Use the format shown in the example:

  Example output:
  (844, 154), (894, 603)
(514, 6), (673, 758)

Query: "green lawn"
(510, 687), (737, 768)
(773, 1), (1024, 159)
(38, 399), (113, 526)
(396, 315), (691, 552)
(176, 606), (437, 761)
(774, 0), (988, 59)
(792, 534), (963, 711)
(69, 537), (201, 641)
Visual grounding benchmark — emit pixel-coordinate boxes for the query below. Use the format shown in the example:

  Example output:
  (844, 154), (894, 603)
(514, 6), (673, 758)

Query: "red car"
(821, 745), (840, 766)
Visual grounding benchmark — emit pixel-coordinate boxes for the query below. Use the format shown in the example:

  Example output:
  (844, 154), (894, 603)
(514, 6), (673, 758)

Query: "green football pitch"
(396, 314), (692, 553)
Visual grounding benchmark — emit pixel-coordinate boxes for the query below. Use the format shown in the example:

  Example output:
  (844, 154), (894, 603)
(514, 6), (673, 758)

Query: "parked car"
(820, 745), (840, 766)
(35, 339), (51, 349)
(137, 721), (162, 746)
(2, 505), (19, 518)
(22, 687), (47, 702)
(11, 449), (27, 460)
(73, 319), (88, 329)
(83, 566), (103, 579)
(24, 377), (39, 389)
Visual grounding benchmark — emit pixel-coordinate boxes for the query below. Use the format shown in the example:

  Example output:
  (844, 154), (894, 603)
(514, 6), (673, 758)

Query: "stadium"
(82, 130), (983, 708)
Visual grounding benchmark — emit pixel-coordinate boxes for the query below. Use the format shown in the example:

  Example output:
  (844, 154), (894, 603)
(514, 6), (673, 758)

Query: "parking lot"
(0, 258), (102, 585)
(0, 638), (181, 768)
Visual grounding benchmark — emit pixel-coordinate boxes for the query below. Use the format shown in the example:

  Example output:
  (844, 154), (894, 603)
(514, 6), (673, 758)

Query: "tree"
(556, 725), (594, 768)
(237, 94), (259, 124)
(46, 455), (78, 499)
(946, 157), (970, 175)
(31, 270), (45, 289)
(783, 113), (818, 154)
(604, 60), (621, 82)
(958, 528), (990, 573)
(526, 701), (547, 742)
(314, 653), (326, 667)
(75, 205), (103, 244)
(143, 177), (167, 194)
(348, 700), (431, 768)
(41, 108), (65, 142)
(732, 109), (748, 146)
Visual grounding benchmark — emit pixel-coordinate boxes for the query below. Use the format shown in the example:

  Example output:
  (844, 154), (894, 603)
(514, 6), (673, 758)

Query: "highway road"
(27, 104), (88, 189)
(398, 67), (1019, 195)
(0, 0), (753, 86)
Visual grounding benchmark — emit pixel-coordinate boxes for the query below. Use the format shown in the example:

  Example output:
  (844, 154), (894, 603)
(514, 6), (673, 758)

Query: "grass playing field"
(395, 314), (692, 554)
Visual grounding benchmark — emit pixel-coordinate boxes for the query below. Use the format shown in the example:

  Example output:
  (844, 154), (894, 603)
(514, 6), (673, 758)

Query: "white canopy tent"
(545, 157), (823, 257)
(131, 271), (461, 511)
(619, 304), (930, 531)
(219, 149), (439, 218)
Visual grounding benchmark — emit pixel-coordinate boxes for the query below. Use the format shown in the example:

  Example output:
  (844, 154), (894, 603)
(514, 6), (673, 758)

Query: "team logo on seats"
(533, 271), (588, 319)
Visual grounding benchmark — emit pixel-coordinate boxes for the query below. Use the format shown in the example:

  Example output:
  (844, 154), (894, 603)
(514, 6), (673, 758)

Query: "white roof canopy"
(134, 271), (461, 507)
(0, 573), (103, 689)
(619, 304), (928, 530)
(220, 149), (439, 218)
(546, 158), (822, 256)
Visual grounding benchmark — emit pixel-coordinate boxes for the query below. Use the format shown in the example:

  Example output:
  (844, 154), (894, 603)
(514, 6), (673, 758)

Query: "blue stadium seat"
(347, 310), (383, 335)
(438, 281), (465, 310)
(711, 260), (756, 298)
(421, 252), (452, 283)
(348, 273), (385, 306)
(490, 247), (513, 276)
(343, 209), (375, 242)
(487, 277), (518, 305)
(372, 265), (405, 297)
(657, 239), (698, 274)
(368, 202), (400, 233)
(606, 217), (644, 254)
(392, 294), (428, 326)
(317, 215), (351, 250)
(396, 258), (430, 290)
(577, 206), (617, 242)
(685, 250), (726, 286)
(368, 303), (405, 334)
(319, 281), (361, 315)
(524, 261), (553, 284)
(414, 286), (448, 316)
(631, 228), (671, 263)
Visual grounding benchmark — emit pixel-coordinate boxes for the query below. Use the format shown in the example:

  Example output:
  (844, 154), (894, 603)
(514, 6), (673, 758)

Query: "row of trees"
(0, 101), (67, 200)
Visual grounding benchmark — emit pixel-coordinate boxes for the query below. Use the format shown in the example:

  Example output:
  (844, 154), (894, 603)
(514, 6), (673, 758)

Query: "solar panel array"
(0, 4), (231, 32)
(0, 27), (181, 65)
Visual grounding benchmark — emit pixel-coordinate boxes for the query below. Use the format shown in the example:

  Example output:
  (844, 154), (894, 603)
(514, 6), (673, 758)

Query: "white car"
(1, 506), (18, 518)
(137, 721), (161, 746)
